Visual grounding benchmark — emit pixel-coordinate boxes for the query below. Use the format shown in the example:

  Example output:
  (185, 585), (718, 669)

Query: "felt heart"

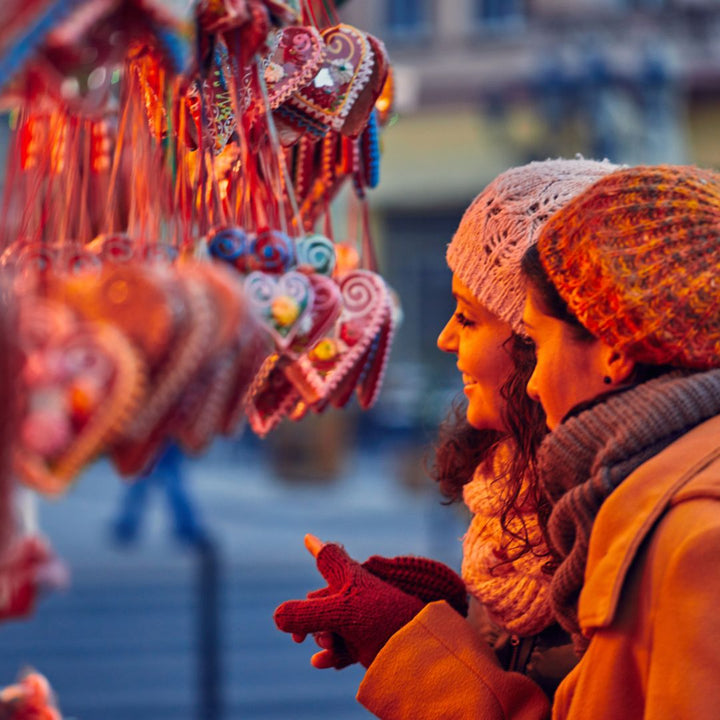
(287, 24), (376, 134)
(293, 272), (342, 348)
(289, 270), (390, 410)
(108, 268), (218, 475)
(244, 356), (300, 437)
(263, 26), (324, 109)
(171, 262), (251, 453)
(244, 270), (313, 351)
(118, 267), (216, 442)
(340, 33), (389, 139)
(219, 321), (273, 436)
(356, 302), (395, 410)
(15, 299), (145, 495)
(280, 272), (342, 403)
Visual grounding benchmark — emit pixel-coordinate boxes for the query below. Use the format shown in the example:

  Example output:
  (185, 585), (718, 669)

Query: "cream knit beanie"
(446, 157), (621, 333)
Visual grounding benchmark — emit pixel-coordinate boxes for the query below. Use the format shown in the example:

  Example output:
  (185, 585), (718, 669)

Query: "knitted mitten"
(362, 554), (468, 617)
(274, 543), (424, 668)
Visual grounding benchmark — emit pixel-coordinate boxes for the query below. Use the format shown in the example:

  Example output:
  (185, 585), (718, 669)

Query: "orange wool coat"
(358, 413), (720, 719)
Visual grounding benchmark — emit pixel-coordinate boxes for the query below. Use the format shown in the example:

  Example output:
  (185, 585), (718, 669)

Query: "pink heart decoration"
(244, 357), (300, 437)
(292, 272), (342, 350)
(15, 300), (145, 495)
(244, 270), (313, 351)
(296, 270), (390, 409)
(356, 304), (395, 410)
(287, 24), (376, 134)
(340, 33), (389, 138)
(263, 26), (324, 109)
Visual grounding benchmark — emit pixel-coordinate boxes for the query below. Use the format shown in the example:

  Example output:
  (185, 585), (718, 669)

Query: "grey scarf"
(538, 368), (720, 651)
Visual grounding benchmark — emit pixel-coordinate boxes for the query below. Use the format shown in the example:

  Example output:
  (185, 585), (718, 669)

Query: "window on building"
(474, 0), (525, 29)
(386, 0), (432, 39)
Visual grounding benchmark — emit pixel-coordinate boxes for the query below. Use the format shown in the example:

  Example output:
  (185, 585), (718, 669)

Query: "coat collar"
(578, 414), (720, 631)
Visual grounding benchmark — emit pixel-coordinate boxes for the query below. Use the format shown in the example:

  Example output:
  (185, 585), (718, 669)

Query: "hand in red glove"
(362, 553), (468, 617)
(274, 540), (425, 669)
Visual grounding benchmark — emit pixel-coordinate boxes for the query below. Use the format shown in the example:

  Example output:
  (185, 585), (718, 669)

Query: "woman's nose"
(525, 368), (540, 403)
(437, 318), (457, 353)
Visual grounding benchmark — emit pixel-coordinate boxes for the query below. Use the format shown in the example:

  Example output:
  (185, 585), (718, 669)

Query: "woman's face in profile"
(522, 291), (610, 430)
(437, 277), (515, 432)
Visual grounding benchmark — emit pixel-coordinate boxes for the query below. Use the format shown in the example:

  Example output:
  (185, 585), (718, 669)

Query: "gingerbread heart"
(185, 43), (236, 155)
(356, 301), (395, 410)
(244, 270), (313, 351)
(340, 33), (389, 139)
(263, 26), (324, 109)
(287, 25), (376, 135)
(15, 299), (145, 495)
(244, 356), (300, 437)
(287, 270), (390, 410)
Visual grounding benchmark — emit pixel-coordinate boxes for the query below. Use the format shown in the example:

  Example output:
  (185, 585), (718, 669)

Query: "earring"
(603, 376), (612, 385)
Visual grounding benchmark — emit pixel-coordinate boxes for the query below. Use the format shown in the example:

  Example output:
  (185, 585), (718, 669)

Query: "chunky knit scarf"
(538, 368), (720, 651)
(462, 445), (554, 637)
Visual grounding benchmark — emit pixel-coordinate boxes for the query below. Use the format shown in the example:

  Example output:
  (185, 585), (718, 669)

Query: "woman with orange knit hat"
(355, 163), (720, 719)
(273, 157), (619, 709)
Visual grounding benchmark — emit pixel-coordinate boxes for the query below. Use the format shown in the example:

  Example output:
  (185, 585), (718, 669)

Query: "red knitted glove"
(274, 543), (425, 668)
(362, 554), (468, 617)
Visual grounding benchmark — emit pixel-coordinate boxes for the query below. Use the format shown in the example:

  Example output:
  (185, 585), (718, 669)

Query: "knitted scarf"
(462, 446), (554, 637)
(538, 368), (720, 652)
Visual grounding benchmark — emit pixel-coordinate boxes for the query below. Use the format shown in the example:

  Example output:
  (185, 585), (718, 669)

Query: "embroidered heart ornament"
(244, 356), (300, 437)
(300, 270), (391, 409)
(356, 301), (395, 410)
(288, 24), (376, 134)
(244, 270), (313, 351)
(264, 26), (324, 109)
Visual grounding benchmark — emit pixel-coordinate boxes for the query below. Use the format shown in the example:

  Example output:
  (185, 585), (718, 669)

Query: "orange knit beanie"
(537, 164), (720, 370)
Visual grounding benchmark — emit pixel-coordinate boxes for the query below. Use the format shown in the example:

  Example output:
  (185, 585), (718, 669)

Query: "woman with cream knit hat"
(273, 158), (619, 711)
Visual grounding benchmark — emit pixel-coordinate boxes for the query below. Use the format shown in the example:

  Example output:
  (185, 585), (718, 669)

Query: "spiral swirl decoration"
(296, 234), (336, 275)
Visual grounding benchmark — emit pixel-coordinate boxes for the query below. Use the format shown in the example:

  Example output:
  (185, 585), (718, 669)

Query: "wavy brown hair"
(429, 332), (555, 571)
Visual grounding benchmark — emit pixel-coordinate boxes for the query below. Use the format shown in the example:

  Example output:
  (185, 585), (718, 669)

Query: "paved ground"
(0, 434), (467, 719)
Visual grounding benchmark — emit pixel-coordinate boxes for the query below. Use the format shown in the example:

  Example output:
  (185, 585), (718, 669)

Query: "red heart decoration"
(287, 25), (372, 132)
(15, 298), (145, 495)
(263, 26), (324, 109)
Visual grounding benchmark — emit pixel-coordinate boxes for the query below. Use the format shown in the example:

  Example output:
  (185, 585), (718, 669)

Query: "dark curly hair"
(429, 332), (556, 571)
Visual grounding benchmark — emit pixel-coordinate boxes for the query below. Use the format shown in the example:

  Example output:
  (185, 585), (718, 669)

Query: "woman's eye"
(455, 312), (474, 328)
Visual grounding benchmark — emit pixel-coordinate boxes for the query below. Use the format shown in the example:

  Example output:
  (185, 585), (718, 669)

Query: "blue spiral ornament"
(207, 226), (249, 267)
(296, 234), (336, 275)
